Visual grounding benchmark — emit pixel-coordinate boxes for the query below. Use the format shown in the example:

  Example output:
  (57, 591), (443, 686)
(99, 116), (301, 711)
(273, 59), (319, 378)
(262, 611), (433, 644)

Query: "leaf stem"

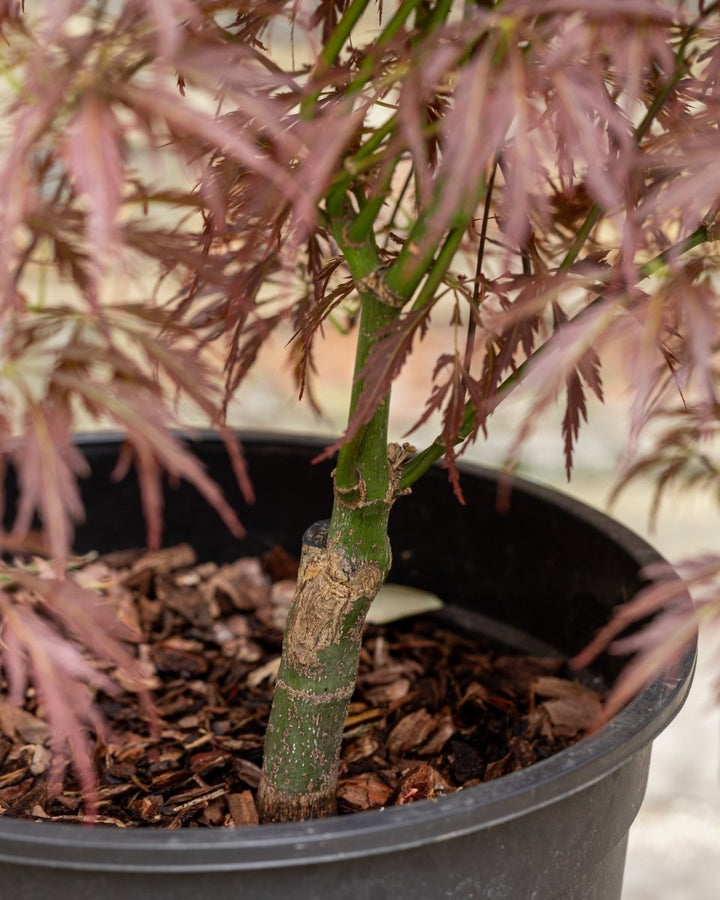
(318, 0), (374, 74)
(383, 171), (485, 303)
(382, 165), (414, 248)
(558, 205), (602, 272)
(345, 0), (426, 96)
(408, 221), (468, 313)
(462, 159), (497, 387)
(303, 0), (423, 119)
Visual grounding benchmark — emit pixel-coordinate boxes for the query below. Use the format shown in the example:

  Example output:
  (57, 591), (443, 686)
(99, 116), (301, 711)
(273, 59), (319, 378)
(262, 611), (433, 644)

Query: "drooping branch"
(399, 220), (720, 492)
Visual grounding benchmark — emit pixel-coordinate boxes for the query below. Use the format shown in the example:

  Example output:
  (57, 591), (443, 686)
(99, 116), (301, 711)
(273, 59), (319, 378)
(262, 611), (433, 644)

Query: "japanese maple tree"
(0, 0), (719, 822)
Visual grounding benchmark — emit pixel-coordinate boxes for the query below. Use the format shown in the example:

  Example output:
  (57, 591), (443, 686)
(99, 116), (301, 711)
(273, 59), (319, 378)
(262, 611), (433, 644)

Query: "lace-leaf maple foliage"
(0, 0), (719, 818)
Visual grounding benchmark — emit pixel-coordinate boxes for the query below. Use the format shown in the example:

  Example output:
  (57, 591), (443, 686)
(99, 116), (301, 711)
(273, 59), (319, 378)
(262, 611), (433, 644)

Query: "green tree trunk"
(256, 224), (406, 821)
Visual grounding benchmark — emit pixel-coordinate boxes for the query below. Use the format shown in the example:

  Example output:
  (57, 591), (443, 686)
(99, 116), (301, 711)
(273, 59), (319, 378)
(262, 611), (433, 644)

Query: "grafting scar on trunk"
(284, 522), (385, 674)
(256, 518), (386, 822)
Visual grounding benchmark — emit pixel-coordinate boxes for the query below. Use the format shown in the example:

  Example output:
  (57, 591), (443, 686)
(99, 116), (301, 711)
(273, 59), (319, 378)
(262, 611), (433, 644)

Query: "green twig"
(382, 165), (414, 248)
(400, 221), (718, 490)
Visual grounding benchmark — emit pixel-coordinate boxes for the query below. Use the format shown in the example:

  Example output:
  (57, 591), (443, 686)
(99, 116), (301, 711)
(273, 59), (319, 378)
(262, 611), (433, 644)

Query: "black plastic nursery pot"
(0, 433), (695, 899)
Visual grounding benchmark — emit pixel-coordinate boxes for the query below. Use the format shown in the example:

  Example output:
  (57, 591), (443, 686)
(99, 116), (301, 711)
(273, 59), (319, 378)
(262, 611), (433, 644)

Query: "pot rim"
(0, 431), (696, 872)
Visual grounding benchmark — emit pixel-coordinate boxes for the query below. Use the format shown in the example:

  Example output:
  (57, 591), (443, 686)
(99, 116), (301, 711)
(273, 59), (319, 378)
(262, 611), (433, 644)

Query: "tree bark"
(256, 517), (387, 822)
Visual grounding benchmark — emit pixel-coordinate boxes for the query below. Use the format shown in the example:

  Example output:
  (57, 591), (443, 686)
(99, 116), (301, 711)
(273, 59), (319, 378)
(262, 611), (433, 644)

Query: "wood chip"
(124, 544), (197, 585)
(246, 657), (281, 688)
(387, 708), (436, 755)
(227, 790), (259, 826)
(396, 763), (452, 805)
(365, 677), (411, 705)
(337, 773), (393, 812)
(168, 785), (227, 813)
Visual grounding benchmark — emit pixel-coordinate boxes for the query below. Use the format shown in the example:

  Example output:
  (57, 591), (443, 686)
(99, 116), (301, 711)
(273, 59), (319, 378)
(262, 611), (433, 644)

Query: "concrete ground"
(562, 484), (720, 900)
(229, 324), (720, 899)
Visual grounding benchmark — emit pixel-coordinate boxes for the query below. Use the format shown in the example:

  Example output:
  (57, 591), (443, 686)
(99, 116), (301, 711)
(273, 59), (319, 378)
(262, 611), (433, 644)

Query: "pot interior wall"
(11, 433), (656, 682)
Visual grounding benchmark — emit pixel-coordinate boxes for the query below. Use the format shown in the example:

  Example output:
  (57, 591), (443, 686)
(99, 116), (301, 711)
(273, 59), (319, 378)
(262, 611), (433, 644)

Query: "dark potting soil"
(0, 544), (603, 827)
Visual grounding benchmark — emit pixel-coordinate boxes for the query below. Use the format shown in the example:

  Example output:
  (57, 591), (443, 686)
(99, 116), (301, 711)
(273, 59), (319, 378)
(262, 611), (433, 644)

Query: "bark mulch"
(0, 544), (603, 827)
